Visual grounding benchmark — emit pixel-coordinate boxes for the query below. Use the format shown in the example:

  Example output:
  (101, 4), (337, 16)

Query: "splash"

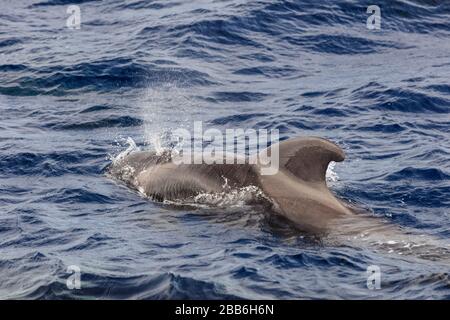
(326, 161), (340, 184)
(140, 83), (201, 154)
(109, 137), (139, 164)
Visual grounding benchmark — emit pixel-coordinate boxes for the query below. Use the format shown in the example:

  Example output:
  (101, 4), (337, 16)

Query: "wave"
(47, 116), (143, 130)
(386, 167), (450, 181)
(0, 248), (241, 299)
(0, 151), (101, 176)
(30, 0), (100, 7)
(351, 85), (449, 113)
(0, 58), (213, 96)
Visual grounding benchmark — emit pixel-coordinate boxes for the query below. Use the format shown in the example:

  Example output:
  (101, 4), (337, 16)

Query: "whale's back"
(108, 137), (352, 232)
(108, 150), (261, 201)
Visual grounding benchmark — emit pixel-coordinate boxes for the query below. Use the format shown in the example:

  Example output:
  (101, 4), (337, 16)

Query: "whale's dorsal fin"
(276, 137), (345, 184)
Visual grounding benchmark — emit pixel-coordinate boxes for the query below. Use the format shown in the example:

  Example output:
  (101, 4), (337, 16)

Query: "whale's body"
(108, 137), (353, 232)
(108, 136), (450, 260)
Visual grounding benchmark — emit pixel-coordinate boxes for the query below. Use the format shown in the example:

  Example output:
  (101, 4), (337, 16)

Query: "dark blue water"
(1, 0), (450, 299)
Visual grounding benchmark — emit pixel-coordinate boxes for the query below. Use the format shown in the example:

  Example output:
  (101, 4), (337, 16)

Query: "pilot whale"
(108, 136), (450, 260)
(108, 136), (354, 232)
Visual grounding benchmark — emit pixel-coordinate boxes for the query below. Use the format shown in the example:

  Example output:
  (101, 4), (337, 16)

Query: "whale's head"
(106, 151), (171, 186)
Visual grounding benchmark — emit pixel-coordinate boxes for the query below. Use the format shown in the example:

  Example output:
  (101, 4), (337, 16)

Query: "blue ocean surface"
(0, 0), (449, 299)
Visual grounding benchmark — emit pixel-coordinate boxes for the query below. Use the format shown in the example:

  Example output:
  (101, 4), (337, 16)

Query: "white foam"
(164, 185), (268, 208)
(326, 161), (340, 184)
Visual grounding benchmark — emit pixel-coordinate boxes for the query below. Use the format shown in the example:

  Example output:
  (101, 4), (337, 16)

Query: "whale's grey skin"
(108, 137), (353, 232)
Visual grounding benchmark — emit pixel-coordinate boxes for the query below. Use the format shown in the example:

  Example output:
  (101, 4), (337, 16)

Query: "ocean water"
(1, 0), (449, 299)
